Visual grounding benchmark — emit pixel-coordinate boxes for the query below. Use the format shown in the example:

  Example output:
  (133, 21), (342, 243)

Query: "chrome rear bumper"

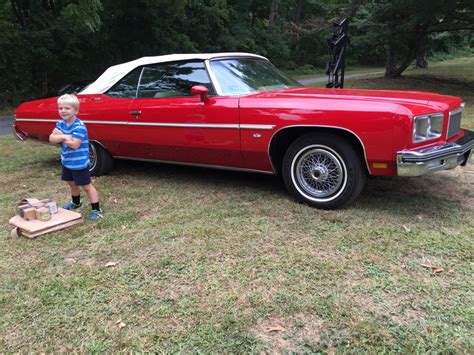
(397, 129), (474, 176)
(12, 122), (28, 140)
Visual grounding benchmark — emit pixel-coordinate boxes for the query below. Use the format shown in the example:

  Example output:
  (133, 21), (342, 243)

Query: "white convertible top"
(80, 52), (267, 95)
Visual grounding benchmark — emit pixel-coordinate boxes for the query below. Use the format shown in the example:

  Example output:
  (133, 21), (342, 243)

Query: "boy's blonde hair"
(57, 94), (80, 111)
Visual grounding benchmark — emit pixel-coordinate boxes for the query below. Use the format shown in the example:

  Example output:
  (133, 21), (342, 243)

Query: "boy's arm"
(62, 137), (82, 149)
(49, 123), (68, 143)
(49, 131), (72, 144)
(49, 131), (69, 143)
(63, 125), (87, 149)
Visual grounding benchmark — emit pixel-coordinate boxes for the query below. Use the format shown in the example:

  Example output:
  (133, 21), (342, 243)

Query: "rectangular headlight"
(413, 113), (444, 143)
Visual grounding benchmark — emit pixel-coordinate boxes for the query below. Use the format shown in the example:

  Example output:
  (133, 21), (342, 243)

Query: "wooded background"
(0, 0), (473, 106)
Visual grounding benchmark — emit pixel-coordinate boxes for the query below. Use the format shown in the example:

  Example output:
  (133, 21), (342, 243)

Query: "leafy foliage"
(0, 0), (473, 106)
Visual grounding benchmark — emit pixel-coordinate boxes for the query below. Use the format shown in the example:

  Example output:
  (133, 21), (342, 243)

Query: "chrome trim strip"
(16, 118), (127, 125)
(205, 59), (223, 96)
(267, 125), (370, 174)
(83, 120), (127, 125)
(136, 67), (145, 98)
(12, 125), (26, 141)
(240, 124), (275, 130)
(128, 122), (239, 128)
(114, 156), (274, 175)
(14, 118), (275, 130)
(15, 118), (56, 123)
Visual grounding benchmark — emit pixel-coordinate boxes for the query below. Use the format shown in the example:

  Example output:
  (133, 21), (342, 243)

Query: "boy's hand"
(52, 128), (63, 135)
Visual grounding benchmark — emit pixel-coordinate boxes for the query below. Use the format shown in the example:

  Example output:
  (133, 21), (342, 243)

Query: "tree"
(354, 0), (474, 78)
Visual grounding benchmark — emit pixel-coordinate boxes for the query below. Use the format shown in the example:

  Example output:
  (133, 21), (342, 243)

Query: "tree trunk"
(416, 51), (428, 68)
(385, 36), (425, 78)
(269, 0), (278, 27)
(295, 0), (304, 24)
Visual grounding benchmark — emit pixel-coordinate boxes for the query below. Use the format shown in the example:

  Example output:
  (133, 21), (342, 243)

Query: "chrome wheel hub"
(295, 148), (344, 199)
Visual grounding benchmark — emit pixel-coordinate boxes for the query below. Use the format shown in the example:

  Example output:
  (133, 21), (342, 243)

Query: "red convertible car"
(14, 53), (474, 209)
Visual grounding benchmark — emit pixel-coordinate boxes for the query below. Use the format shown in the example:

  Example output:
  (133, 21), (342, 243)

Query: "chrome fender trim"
(114, 156), (274, 175)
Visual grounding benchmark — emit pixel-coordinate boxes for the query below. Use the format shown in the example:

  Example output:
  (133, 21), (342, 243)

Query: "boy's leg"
(83, 183), (103, 220)
(82, 183), (99, 204)
(63, 174), (82, 210)
(70, 168), (102, 220)
(67, 180), (81, 197)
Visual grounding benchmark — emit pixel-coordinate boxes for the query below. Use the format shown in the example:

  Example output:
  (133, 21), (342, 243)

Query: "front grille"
(447, 109), (462, 139)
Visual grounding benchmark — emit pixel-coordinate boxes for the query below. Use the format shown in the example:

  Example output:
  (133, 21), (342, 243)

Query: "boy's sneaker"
(63, 202), (82, 210)
(90, 209), (103, 221)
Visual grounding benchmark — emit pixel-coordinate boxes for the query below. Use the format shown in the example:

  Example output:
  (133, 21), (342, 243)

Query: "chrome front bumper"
(397, 129), (474, 176)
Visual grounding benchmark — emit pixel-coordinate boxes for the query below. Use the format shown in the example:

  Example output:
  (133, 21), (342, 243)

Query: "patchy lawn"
(1, 58), (473, 352)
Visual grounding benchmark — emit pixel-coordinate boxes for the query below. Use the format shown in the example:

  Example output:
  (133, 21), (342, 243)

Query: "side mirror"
(191, 85), (209, 103)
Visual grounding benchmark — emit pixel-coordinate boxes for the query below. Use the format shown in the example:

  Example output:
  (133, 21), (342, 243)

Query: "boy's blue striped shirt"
(56, 118), (90, 170)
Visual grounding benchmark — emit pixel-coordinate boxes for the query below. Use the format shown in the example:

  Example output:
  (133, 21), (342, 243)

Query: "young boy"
(49, 94), (103, 220)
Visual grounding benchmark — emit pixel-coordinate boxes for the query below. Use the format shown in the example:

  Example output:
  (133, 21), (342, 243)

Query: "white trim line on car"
(114, 156), (274, 175)
(83, 120), (127, 125)
(15, 118), (57, 123)
(128, 122), (239, 129)
(240, 124), (275, 130)
(16, 118), (275, 130)
(15, 118), (127, 125)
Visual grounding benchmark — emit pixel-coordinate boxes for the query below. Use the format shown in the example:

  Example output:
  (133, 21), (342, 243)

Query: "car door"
(127, 60), (242, 168)
(83, 67), (142, 156)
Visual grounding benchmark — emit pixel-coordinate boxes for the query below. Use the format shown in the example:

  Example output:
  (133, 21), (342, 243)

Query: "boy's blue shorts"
(61, 166), (91, 186)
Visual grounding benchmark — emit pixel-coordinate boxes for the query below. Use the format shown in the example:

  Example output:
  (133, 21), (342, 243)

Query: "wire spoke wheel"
(294, 148), (344, 199)
(89, 142), (97, 172)
(282, 133), (366, 209)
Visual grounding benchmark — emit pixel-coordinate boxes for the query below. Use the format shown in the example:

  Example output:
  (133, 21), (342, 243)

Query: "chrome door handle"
(129, 110), (142, 115)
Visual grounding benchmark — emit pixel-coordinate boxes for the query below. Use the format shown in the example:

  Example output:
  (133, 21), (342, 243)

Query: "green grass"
(1, 57), (473, 352)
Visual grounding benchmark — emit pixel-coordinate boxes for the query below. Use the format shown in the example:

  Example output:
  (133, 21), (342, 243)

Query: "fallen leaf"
(105, 261), (118, 268)
(448, 269), (454, 273)
(402, 225), (411, 233)
(115, 320), (126, 329)
(267, 324), (285, 333)
(64, 258), (77, 265)
(121, 225), (126, 230)
(420, 263), (434, 269)
(432, 267), (444, 274)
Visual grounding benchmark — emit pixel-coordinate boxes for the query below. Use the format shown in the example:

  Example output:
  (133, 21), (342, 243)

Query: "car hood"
(249, 87), (462, 114)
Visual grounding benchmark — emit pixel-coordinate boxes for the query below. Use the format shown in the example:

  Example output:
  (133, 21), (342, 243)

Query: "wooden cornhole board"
(9, 208), (83, 239)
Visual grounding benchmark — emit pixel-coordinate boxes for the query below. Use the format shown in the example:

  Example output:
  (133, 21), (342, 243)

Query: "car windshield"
(210, 58), (302, 96)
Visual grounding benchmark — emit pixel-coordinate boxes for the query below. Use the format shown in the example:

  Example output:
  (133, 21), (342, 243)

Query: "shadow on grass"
(112, 158), (285, 195)
(356, 173), (469, 222)
(110, 158), (469, 223)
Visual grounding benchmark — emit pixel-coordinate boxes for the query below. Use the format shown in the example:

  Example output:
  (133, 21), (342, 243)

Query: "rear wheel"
(282, 133), (366, 209)
(89, 141), (114, 176)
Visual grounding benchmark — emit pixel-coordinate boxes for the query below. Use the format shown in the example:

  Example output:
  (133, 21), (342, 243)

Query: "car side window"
(106, 68), (142, 98)
(137, 61), (215, 99)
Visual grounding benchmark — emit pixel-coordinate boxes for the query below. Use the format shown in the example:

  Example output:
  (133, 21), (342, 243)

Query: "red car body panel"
(15, 86), (466, 177)
(13, 48), (469, 183)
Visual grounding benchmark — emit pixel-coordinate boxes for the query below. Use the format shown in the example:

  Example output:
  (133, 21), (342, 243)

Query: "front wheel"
(89, 141), (114, 176)
(282, 133), (366, 209)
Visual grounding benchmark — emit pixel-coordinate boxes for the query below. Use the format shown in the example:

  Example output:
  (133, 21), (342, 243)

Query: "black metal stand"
(326, 18), (349, 89)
